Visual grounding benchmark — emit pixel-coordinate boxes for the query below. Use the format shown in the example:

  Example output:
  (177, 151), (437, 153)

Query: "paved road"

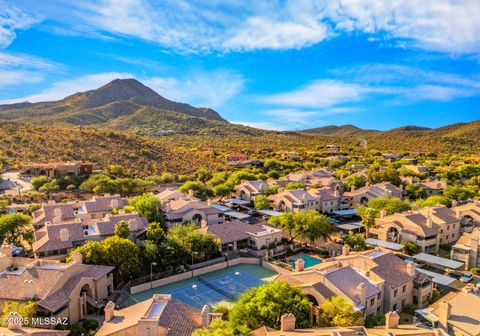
(0, 171), (32, 192)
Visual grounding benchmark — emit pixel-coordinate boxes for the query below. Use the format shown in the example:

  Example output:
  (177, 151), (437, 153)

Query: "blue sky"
(0, 0), (479, 130)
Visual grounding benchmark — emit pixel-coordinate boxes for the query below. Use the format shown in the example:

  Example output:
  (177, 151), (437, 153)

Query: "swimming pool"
(289, 254), (323, 269)
(124, 264), (277, 309)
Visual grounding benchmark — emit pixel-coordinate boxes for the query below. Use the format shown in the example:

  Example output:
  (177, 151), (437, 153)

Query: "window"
(377, 293), (381, 300)
(402, 285), (406, 293)
(453, 224), (456, 229)
(446, 235), (449, 239)
(394, 289), (398, 297)
(447, 225), (450, 230)
(377, 307), (381, 313)
(370, 298), (375, 306)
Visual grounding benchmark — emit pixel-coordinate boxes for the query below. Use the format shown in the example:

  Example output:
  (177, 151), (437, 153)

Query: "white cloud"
(0, 72), (132, 103)
(0, 2), (39, 48)
(231, 120), (290, 131)
(144, 71), (244, 108)
(0, 51), (59, 70)
(263, 80), (367, 108)
(26, 0), (480, 54)
(0, 70), (43, 89)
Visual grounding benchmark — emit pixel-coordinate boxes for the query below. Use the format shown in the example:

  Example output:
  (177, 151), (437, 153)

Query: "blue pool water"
(289, 255), (323, 269)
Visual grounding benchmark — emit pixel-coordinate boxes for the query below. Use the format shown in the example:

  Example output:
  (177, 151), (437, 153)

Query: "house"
(251, 311), (441, 336)
(451, 201), (480, 229)
(402, 164), (429, 174)
(155, 188), (195, 205)
(201, 220), (283, 256)
(307, 188), (342, 213)
(32, 195), (128, 229)
(343, 183), (403, 206)
(225, 153), (249, 165)
(275, 249), (432, 319)
(284, 169), (335, 186)
(32, 212), (148, 259)
(96, 294), (204, 336)
(371, 206), (462, 254)
(418, 180), (447, 196)
(418, 289), (480, 336)
(235, 180), (269, 201)
(0, 247), (114, 324)
(163, 199), (225, 228)
(381, 154), (401, 161)
(21, 162), (93, 178)
(268, 189), (318, 213)
(450, 228), (480, 270)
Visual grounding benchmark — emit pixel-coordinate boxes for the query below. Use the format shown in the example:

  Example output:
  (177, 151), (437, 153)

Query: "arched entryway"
(387, 227), (400, 242)
(360, 196), (369, 205)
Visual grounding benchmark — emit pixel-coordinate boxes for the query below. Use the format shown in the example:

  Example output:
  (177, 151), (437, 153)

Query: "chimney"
(110, 199), (119, 209)
(59, 228), (70, 242)
(200, 219), (208, 228)
(104, 301), (115, 322)
(188, 189), (194, 198)
(342, 244), (350, 256)
(1, 245), (12, 257)
(280, 313), (296, 332)
(406, 261), (415, 277)
(385, 311), (400, 329)
(201, 305), (210, 328)
(22, 280), (35, 299)
(72, 252), (83, 264)
(356, 282), (367, 304)
(426, 215), (433, 228)
(380, 209), (387, 218)
(7, 312), (22, 330)
(455, 210), (462, 220)
(294, 258), (305, 272)
(437, 301), (451, 330)
(451, 200), (458, 207)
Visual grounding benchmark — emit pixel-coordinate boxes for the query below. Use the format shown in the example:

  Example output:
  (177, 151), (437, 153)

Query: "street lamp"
(150, 262), (157, 285)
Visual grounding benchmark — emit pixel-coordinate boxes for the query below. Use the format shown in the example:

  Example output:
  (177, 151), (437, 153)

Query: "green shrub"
(471, 267), (480, 275)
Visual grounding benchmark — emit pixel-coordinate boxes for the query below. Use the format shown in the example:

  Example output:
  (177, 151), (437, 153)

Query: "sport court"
(125, 264), (277, 309)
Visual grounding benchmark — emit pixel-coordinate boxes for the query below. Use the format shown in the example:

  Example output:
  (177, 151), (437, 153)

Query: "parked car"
(460, 272), (473, 283)
(447, 271), (463, 279)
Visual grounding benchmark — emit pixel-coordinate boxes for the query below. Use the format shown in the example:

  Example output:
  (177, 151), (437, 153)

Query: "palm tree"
(359, 207), (377, 238)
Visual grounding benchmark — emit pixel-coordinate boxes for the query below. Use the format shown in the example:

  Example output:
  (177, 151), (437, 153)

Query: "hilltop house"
(371, 206), (461, 254)
(201, 220), (283, 256)
(0, 246), (114, 324)
(21, 162), (93, 178)
(225, 153), (249, 165)
(418, 180), (447, 196)
(276, 249), (432, 321)
(234, 180), (269, 201)
(343, 183), (403, 207)
(96, 294), (204, 336)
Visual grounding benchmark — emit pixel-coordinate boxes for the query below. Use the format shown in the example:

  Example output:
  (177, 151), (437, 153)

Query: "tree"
(0, 213), (32, 246)
(68, 236), (141, 282)
(31, 176), (49, 191)
(229, 282), (311, 334)
(367, 168), (401, 186)
(39, 180), (59, 199)
(108, 164), (125, 177)
(317, 296), (364, 327)
(366, 196), (411, 215)
(444, 186), (476, 201)
(0, 301), (37, 327)
(178, 181), (214, 200)
(429, 288), (442, 304)
(357, 206), (377, 238)
(146, 222), (165, 243)
(212, 184), (232, 200)
(160, 172), (175, 183)
(345, 175), (365, 191)
(225, 171), (257, 187)
(263, 185), (279, 196)
(128, 193), (163, 223)
(344, 232), (366, 251)
(114, 220), (131, 239)
(402, 241), (420, 256)
(416, 195), (451, 208)
(285, 182), (306, 190)
(405, 184), (427, 199)
(268, 211), (335, 244)
(254, 195), (270, 210)
(192, 319), (234, 336)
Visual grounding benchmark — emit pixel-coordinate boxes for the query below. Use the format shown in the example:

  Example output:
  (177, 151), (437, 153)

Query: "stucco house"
(234, 180), (269, 201)
(0, 247), (114, 325)
(451, 228), (480, 270)
(343, 183), (403, 207)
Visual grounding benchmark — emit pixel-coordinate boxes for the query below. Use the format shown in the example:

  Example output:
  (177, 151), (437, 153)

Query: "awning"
(224, 211), (251, 220)
(336, 223), (363, 231)
(365, 238), (403, 251)
(416, 269), (455, 286)
(332, 209), (357, 216)
(210, 204), (231, 212)
(225, 198), (251, 205)
(257, 210), (281, 217)
(413, 253), (464, 269)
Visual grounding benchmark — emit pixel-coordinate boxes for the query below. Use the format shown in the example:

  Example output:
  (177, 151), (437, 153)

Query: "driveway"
(0, 171), (32, 192)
